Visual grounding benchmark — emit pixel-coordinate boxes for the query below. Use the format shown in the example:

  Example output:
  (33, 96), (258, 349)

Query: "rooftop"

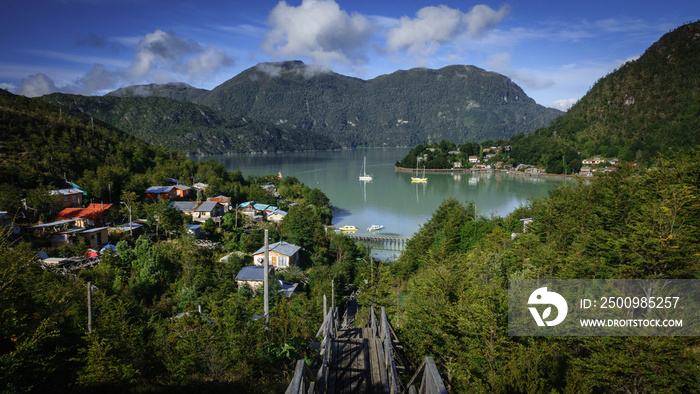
(235, 265), (274, 282)
(253, 241), (301, 257)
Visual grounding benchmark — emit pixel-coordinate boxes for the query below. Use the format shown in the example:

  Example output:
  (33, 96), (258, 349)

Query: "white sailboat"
(411, 158), (427, 183)
(359, 156), (373, 181)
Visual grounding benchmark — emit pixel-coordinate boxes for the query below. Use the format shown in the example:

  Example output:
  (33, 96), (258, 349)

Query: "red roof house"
(54, 203), (114, 228)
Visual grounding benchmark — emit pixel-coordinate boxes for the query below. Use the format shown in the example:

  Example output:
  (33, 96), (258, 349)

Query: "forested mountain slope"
(41, 93), (341, 155)
(194, 61), (562, 147)
(510, 21), (700, 172)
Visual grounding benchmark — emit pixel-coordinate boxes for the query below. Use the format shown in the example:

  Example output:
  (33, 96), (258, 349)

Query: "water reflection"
(200, 148), (570, 238)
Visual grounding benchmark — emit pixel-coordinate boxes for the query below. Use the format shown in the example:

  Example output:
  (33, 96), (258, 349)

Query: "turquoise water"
(203, 148), (568, 240)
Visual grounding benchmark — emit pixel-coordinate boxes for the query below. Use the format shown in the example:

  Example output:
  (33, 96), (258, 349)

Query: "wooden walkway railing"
(286, 298), (447, 394)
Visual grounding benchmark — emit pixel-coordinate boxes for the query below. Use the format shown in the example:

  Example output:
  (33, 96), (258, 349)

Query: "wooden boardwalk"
(286, 301), (447, 394)
(328, 327), (386, 394)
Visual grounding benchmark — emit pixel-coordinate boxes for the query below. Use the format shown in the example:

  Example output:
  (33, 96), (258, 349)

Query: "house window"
(64, 197), (68, 202)
(278, 256), (288, 267)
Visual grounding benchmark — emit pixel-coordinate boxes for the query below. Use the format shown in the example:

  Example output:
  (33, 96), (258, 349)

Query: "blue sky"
(1, 1), (697, 110)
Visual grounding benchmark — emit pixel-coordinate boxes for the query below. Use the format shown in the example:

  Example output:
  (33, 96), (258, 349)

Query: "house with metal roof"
(170, 201), (199, 215)
(252, 241), (301, 269)
(235, 265), (274, 293)
(50, 188), (84, 208)
(169, 201), (223, 222)
(146, 186), (177, 200)
(207, 195), (232, 211)
(194, 201), (222, 222)
(79, 226), (109, 248)
(54, 203), (114, 228)
(186, 224), (205, 238)
(266, 209), (287, 224)
(146, 185), (191, 200)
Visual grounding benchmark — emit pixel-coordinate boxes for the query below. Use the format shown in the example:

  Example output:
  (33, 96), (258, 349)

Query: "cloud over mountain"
(263, 0), (375, 65)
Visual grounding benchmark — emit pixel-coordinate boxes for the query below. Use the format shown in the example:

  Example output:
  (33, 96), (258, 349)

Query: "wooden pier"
(341, 233), (409, 252)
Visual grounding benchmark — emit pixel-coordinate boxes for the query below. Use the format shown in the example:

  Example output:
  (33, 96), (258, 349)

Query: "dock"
(340, 233), (409, 252)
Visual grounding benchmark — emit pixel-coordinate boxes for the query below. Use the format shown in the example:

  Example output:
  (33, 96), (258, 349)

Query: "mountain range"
(42, 62), (562, 154)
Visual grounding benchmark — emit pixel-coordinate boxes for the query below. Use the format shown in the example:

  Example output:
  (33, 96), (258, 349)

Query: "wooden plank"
(365, 328), (385, 394)
(328, 333), (339, 394)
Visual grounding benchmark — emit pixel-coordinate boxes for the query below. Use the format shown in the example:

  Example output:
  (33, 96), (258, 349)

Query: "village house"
(207, 195), (233, 211)
(193, 201), (223, 222)
(235, 265), (274, 293)
(582, 157), (606, 165)
(54, 203), (114, 228)
(265, 208), (287, 224)
(525, 167), (546, 175)
(169, 201), (224, 222)
(146, 186), (176, 200)
(186, 224), (205, 238)
(110, 222), (145, 237)
(169, 201), (199, 216)
(193, 182), (210, 192)
(145, 185), (191, 200)
(79, 227), (109, 248)
(453, 161), (463, 169)
(495, 161), (504, 169)
(238, 202), (272, 222)
(580, 167), (594, 176)
(468, 155), (479, 164)
(252, 241), (301, 269)
(50, 188), (83, 208)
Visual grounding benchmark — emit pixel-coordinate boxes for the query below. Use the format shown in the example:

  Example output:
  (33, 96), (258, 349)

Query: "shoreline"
(394, 166), (580, 178)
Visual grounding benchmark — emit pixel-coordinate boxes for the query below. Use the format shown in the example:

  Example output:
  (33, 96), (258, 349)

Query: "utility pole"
(120, 201), (132, 237)
(87, 282), (92, 334)
(264, 229), (270, 336)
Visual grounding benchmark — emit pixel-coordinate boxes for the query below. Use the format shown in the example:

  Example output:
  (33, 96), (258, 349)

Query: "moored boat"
(359, 156), (373, 181)
(411, 157), (428, 183)
(367, 225), (385, 232)
(339, 225), (359, 232)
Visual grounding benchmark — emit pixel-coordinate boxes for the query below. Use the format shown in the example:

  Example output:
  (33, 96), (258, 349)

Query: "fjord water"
(205, 148), (568, 239)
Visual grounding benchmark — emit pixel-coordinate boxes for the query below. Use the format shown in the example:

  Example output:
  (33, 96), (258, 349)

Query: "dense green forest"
(41, 93), (340, 155)
(386, 149), (700, 392)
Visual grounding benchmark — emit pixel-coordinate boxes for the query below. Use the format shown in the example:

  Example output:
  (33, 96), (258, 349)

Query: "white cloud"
(130, 29), (201, 78)
(487, 52), (554, 90)
(186, 47), (236, 81)
(0, 83), (15, 91)
(550, 98), (578, 111)
(127, 29), (235, 84)
(18, 74), (58, 97)
(12, 29), (235, 97)
(463, 4), (511, 37)
(255, 62), (331, 79)
(386, 4), (509, 57)
(73, 64), (122, 95)
(263, 0), (376, 66)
